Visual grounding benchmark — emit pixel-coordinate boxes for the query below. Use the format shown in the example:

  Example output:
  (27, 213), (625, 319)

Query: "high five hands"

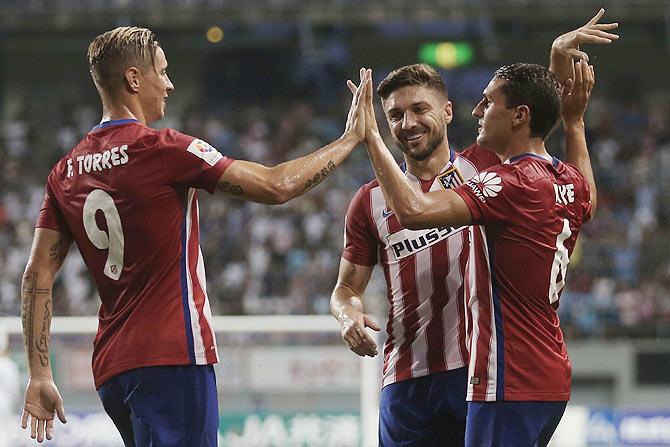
(347, 68), (380, 144)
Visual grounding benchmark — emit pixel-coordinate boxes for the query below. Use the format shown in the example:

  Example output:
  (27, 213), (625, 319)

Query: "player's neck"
(100, 99), (145, 125)
(404, 142), (451, 180)
(498, 138), (548, 163)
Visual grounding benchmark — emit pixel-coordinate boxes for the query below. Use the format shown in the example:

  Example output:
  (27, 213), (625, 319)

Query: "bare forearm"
(564, 120), (597, 214)
(272, 132), (360, 201)
(21, 268), (54, 379)
(366, 134), (427, 223)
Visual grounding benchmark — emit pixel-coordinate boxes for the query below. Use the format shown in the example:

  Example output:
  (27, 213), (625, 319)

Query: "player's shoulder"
(458, 143), (500, 171)
(559, 160), (588, 183)
(346, 179), (379, 216)
(466, 156), (543, 198)
(140, 127), (195, 149)
(348, 179), (377, 205)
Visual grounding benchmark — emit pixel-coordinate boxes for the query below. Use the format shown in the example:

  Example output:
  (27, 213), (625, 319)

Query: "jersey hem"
(94, 355), (220, 389)
(467, 391), (571, 401)
(381, 361), (467, 389)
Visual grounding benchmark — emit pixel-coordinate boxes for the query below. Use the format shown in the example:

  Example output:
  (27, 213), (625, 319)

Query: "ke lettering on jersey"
(554, 183), (575, 205)
(67, 145), (130, 177)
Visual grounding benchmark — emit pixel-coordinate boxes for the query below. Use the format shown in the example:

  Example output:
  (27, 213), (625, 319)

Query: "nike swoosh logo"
(382, 208), (394, 218)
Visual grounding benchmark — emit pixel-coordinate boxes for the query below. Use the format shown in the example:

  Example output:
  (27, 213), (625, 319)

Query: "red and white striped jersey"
(343, 145), (499, 387)
(36, 119), (234, 388)
(453, 154), (592, 402)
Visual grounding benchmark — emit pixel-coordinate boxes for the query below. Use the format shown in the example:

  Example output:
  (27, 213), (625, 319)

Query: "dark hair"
(88, 26), (160, 94)
(494, 63), (561, 140)
(377, 63), (448, 100)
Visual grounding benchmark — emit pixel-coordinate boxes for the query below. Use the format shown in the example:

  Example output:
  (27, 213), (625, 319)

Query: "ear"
(444, 100), (453, 124)
(124, 67), (141, 93)
(512, 105), (530, 130)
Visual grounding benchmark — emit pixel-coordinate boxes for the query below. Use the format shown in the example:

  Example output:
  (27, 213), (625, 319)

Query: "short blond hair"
(87, 26), (159, 94)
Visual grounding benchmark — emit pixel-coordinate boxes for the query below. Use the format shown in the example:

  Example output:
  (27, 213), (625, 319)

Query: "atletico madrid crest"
(438, 166), (464, 190)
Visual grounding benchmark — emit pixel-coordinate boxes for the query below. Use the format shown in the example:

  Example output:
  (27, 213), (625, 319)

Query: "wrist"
(562, 119), (585, 131)
(340, 130), (361, 147)
(29, 371), (54, 381)
(551, 39), (571, 57)
(366, 130), (384, 145)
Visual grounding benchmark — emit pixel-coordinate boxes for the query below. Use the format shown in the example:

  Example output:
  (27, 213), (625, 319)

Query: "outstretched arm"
(550, 8), (618, 84)
(330, 259), (380, 357)
(562, 60), (597, 217)
(21, 228), (70, 442)
(215, 71), (371, 205)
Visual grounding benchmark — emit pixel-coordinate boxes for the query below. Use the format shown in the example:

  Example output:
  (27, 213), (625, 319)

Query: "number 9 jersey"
(35, 119), (235, 389)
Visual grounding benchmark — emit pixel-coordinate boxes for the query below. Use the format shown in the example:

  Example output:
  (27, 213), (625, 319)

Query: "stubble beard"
(397, 125), (446, 162)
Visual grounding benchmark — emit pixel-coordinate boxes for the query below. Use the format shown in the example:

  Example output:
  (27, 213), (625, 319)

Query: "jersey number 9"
(83, 189), (125, 280)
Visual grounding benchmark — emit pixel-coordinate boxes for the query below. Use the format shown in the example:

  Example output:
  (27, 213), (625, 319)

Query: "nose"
(472, 102), (483, 119)
(401, 111), (417, 130)
(166, 76), (175, 93)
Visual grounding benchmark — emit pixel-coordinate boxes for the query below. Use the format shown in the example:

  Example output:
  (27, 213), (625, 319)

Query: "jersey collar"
(91, 119), (140, 132)
(403, 148), (456, 182)
(508, 153), (559, 168)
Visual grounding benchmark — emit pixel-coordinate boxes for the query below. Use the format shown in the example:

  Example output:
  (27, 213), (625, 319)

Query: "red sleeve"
(459, 144), (501, 171)
(35, 178), (72, 236)
(342, 186), (378, 266)
(154, 128), (235, 194)
(453, 166), (522, 226)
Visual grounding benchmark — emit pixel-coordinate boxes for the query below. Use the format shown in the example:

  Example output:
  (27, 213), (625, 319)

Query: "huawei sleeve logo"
(466, 171), (502, 202)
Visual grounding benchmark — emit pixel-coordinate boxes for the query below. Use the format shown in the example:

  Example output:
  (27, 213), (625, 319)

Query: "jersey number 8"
(83, 189), (125, 280)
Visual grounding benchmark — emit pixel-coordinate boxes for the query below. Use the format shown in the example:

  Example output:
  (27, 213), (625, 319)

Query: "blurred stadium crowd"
(1, 80), (669, 340)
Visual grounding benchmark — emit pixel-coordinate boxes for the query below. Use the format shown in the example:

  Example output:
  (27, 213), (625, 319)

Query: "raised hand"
(21, 377), (67, 443)
(361, 69), (381, 141)
(345, 68), (370, 143)
(561, 60), (595, 125)
(552, 8), (619, 62)
(338, 306), (381, 357)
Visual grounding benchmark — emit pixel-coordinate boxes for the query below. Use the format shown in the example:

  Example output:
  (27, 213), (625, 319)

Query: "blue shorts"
(97, 365), (218, 447)
(465, 401), (567, 447)
(379, 367), (468, 447)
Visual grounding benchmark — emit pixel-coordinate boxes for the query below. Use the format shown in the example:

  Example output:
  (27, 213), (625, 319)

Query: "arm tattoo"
(48, 238), (70, 262)
(22, 272), (51, 367)
(36, 299), (52, 367)
(304, 160), (336, 191)
(217, 181), (244, 196)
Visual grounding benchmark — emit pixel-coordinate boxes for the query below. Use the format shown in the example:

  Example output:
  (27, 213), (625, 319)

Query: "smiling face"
(471, 76), (516, 155)
(138, 46), (174, 124)
(382, 85), (452, 161)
